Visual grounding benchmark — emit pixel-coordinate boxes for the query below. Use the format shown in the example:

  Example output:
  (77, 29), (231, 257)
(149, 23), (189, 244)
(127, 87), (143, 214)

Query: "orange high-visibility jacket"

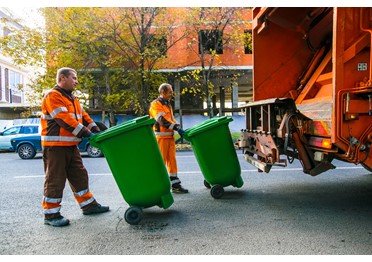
(149, 97), (181, 138)
(41, 86), (99, 147)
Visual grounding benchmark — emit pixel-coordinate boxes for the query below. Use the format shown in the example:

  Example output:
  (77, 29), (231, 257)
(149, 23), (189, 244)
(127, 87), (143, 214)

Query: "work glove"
(178, 128), (185, 138)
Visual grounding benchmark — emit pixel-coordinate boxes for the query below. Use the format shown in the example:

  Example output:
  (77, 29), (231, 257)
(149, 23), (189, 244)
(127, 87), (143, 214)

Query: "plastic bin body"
(183, 116), (243, 188)
(89, 115), (173, 209)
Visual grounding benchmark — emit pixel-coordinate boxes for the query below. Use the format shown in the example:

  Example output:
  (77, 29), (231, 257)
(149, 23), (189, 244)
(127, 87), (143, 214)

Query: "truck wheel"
(18, 144), (36, 159)
(210, 185), (224, 199)
(203, 180), (211, 189)
(125, 206), (143, 225)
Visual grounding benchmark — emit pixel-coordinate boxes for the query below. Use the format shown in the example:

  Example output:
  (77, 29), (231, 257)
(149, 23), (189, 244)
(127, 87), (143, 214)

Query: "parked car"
(11, 135), (104, 159)
(0, 124), (40, 151)
(10, 122), (107, 159)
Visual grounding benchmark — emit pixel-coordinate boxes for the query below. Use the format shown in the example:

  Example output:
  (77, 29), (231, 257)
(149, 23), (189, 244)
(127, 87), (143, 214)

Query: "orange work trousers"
(156, 136), (177, 176)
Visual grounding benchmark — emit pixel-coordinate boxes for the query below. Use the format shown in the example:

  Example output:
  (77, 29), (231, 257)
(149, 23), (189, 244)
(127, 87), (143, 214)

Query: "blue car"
(11, 135), (104, 159)
(0, 124), (40, 151)
(10, 122), (107, 159)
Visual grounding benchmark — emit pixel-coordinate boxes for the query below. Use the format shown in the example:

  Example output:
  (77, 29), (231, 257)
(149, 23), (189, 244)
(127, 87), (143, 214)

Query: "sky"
(6, 7), (45, 29)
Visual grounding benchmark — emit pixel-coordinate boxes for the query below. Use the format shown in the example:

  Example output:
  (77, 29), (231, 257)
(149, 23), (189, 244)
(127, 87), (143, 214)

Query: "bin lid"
(183, 116), (233, 139)
(90, 115), (155, 144)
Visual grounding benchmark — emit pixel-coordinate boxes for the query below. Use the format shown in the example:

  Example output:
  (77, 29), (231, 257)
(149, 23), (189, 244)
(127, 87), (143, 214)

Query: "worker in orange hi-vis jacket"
(41, 67), (109, 227)
(149, 83), (189, 194)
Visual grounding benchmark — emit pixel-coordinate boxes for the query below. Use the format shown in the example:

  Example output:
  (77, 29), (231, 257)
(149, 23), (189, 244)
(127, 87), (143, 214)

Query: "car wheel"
(86, 144), (103, 158)
(18, 143), (36, 159)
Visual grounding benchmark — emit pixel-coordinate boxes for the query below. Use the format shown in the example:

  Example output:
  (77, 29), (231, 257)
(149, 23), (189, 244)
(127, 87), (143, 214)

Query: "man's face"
(60, 72), (78, 92)
(162, 86), (174, 101)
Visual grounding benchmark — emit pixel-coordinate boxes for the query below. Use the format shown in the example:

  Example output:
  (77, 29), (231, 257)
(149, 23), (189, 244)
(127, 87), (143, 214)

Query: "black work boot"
(83, 204), (110, 215)
(172, 184), (189, 194)
(44, 216), (70, 227)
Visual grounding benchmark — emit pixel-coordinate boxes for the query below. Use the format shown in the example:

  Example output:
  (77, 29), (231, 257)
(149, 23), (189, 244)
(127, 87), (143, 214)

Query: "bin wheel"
(124, 206), (143, 225)
(210, 185), (224, 199)
(203, 180), (211, 189)
(361, 163), (372, 173)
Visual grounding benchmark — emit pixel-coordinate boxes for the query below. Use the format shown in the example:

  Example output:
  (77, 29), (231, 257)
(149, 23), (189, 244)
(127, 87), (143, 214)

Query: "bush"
(231, 132), (240, 143)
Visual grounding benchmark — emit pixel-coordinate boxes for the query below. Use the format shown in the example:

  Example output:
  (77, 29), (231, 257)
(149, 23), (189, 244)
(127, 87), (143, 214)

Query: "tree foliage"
(181, 7), (251, 117)
(0, 15), (46, 115)
(0, 7), (251, 121)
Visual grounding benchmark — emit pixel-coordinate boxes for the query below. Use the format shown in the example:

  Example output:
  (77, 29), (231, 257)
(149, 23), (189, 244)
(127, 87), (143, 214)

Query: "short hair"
(159, 83), (172, 94)
(56, 67), (77, 84)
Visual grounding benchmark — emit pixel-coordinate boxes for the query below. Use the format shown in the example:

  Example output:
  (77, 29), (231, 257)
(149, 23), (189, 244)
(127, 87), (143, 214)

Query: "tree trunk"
(104, 68), (117, 127)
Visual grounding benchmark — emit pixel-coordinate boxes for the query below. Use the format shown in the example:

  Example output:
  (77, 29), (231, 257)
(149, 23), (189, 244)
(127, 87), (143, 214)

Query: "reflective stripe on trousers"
(170, 174), (181, 185)
(74, 189), (96, 208)
(42, 196), (62, 215)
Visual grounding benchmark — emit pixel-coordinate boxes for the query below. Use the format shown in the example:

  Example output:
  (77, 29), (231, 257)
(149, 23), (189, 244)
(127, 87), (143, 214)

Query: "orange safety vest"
(149, 97), (180, 138)
(41, 86), (98, 147)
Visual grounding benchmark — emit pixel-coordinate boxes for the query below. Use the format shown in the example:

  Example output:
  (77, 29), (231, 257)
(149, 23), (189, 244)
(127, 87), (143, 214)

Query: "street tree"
(0, 13), (46, 115)
(181, 7), (251, 117)
(43, 7), (126, 126)
(43, 7), (189, 121)
(104, 7), (188, 115)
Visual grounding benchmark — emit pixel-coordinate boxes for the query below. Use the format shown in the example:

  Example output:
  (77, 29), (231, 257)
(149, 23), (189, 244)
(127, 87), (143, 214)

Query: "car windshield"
(2, 126), (21, 136)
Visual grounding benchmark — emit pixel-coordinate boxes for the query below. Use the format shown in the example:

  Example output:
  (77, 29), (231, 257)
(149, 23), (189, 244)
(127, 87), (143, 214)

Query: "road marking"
(12, 166), (364, 178)
(180, 166), (363, 174)
(14, 175), (45, 178)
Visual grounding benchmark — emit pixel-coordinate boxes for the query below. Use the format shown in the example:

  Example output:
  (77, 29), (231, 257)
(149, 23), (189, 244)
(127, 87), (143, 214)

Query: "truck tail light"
(308, 137), (332, 149)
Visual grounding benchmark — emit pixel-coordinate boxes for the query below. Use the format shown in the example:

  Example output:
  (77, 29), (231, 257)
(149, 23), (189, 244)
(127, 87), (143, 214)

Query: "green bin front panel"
(90, 115), (173, 209)
(183, 116), (243, 188)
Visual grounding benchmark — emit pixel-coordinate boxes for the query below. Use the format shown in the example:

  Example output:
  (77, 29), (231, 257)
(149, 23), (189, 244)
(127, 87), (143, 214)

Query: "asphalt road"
(1, 150), (372, 255)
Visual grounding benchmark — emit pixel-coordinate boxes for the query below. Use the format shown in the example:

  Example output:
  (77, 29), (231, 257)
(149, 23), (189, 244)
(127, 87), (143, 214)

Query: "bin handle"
(134, 115), (150, 123)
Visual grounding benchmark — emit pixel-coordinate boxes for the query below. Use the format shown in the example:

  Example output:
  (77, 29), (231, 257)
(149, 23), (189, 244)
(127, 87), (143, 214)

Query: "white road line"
(13, 166), (363, 178)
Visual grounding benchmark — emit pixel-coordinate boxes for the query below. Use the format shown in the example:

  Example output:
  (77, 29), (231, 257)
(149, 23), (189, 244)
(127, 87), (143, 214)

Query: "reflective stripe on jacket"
(41, 86), (99, 146)
(149, 97), (180, 138)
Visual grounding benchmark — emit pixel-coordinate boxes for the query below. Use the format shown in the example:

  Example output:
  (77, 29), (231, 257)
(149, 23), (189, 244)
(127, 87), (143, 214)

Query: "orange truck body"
(240, 7), (372, 175)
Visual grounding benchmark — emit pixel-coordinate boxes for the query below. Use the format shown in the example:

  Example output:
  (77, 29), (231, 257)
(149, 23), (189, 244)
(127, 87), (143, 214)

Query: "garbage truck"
(239, 7), (372, 175)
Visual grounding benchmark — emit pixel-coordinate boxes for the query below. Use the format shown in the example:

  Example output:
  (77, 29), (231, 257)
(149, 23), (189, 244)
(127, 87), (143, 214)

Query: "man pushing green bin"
(89, 115), (174, 225)
(183, 116), (243, 199)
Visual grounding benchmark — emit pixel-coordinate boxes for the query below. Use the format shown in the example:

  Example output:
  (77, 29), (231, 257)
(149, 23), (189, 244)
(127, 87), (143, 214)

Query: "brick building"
(150, 7), (253, 115)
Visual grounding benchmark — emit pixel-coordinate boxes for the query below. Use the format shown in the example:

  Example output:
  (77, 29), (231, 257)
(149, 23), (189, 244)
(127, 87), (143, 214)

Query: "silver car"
(0, 124), (40, 151)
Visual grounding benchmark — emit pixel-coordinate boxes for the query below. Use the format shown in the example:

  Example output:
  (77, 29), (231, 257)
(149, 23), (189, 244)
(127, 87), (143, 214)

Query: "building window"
(4, 69), (22, 103)
(9, 70), (22, 92)
(146, 34), (167, 57)
(244, 30), (252, 54)
(198, 30), (223, 54)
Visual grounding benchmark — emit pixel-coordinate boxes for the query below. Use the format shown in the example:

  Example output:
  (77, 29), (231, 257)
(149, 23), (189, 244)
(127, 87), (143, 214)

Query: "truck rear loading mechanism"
(239, 7), (372, 175)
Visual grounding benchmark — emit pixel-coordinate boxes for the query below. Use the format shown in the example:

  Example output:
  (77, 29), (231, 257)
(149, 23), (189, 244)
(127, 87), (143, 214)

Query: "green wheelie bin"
(89, 115), (174, 225)
(183, 116), (243, 199)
